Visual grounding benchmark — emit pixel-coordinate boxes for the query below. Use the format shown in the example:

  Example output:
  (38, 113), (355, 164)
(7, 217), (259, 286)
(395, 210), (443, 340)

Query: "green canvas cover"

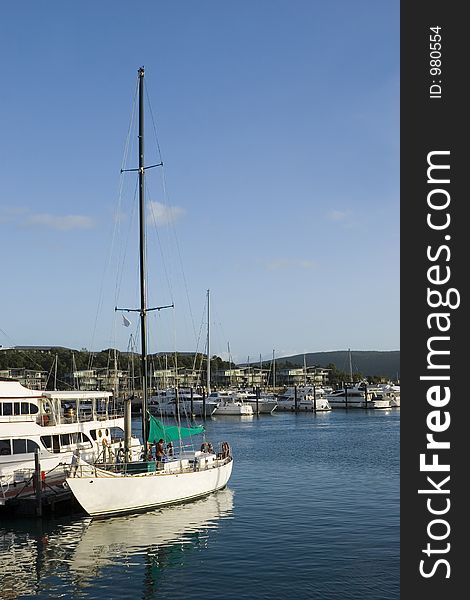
(147, 415), (205, 444)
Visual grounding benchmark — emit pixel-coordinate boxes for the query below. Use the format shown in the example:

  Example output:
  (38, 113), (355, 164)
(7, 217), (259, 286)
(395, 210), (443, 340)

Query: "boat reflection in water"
(0, 489), (234, 598)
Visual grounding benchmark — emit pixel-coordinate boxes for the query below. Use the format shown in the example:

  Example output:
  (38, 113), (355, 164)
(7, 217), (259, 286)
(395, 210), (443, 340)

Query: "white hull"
(245, 400), (277, 414)
(326, 381), (392, 409)
(276, 386), (331, 412)
(327, 398), (391, 409)
(377, 385), (400, 407)
(215, 404), (253, 416)
(276, 398), (331, 411)
(66, 457), (233, 517)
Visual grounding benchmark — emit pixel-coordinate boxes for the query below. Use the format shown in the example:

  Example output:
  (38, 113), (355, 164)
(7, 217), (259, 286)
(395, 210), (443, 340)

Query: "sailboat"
(66, 67), (233, 518)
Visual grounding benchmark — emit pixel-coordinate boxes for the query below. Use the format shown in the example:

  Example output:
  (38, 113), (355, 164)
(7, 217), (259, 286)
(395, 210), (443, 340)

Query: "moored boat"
(206, 390), (253, 415)
(66, 67), (233, 517)
(377, 383), (400, 407)
(276, 385), (331, 411)
(236, 390), (277, 414)
(325, 380), (391, 409)
(149, 388), (218, 417)
(0, 378), (141, 495)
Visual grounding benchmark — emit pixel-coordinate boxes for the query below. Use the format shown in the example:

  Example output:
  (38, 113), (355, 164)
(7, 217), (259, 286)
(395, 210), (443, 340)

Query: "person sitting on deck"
(156, 439), (166, 464)
(200, 441), (213, 453)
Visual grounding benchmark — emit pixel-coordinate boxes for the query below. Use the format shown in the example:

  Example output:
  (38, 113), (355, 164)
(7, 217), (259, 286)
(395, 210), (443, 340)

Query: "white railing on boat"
(69, 455), (232, 479)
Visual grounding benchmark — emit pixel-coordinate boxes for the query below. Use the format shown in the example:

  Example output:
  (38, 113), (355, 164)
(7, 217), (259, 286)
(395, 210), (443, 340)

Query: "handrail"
(69, 454), (232, 479)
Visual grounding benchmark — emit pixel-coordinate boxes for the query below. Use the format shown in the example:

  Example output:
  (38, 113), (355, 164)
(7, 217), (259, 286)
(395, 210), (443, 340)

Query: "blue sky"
(0, 1), (399, 364)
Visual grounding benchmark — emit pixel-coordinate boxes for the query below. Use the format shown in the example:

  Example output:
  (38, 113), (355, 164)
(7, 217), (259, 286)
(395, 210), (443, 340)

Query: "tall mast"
(272, 348), (276, 389)
(116, 67), (171, 447)
(348, 348), (353, 381)
(138, 66), (149, 446)
(206, 289), (211, 394)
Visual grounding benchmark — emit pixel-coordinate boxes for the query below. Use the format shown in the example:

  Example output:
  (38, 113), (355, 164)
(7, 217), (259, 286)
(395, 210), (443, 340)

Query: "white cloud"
(327, 209), (350, 222)
(26, 213), (95, 230)
(266, 258), (316, 271)
(147, 201), (185, 225)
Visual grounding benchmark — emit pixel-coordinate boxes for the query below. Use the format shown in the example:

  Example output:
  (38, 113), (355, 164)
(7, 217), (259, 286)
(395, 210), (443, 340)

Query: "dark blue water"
(0, 410), (399, 599)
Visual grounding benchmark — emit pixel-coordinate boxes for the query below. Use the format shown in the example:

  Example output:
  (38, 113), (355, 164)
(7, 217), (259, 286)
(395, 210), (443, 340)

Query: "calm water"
(0, 409), (399, 599)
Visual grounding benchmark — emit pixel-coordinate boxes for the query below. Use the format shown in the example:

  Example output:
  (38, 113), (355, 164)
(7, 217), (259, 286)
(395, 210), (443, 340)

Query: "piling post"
(345, 383), (348, 409)
(124, 397), (132, 462)
(313, 385), (317, 412)
(364, 384), (368, 409)
(255, 386), (260, 415)
(202, 386), (206, 421)
(190, 387), (194, 419)
(34, 449), (42, 517)
(294, 385), (298, 412)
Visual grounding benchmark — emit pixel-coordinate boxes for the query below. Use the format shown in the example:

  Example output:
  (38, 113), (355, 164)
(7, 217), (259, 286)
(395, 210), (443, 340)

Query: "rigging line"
(0, 327), (16, 347)
(146, 181), (175, 306)
(144, 84), (199, 349)
(170, 312), (194, 438)
(115, 177), (139, 307)
(211, 300), (231, 362)
(160, 166), (199, 348)
(145, 84), (164, 164)
(87, 82), (138, 362)
(191, 298), (206, 372)
(1, 348), (75, 391)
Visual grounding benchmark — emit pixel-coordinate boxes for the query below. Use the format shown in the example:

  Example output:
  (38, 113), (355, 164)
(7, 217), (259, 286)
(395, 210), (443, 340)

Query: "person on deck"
(156, 439), (166, 464)
(70, 449), (80, 477)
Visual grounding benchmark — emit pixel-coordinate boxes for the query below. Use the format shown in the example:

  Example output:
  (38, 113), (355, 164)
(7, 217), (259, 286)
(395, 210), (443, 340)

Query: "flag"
(122, 315), (131, 327)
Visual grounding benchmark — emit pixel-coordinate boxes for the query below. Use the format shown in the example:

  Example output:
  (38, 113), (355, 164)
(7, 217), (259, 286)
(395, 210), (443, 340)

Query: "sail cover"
(147, 415), (205, 444)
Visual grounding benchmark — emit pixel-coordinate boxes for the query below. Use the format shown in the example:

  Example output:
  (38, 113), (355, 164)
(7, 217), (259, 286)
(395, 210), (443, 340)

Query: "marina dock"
(1, 471), (78, 517)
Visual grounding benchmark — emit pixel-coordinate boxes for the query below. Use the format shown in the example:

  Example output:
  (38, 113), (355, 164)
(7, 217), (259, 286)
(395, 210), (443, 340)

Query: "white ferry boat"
(0, 378), (141, 496)
(325, 381), (391, 409)
(234, 390), (277, 414)
(377, 383), (400, 407)
(276, 385), (331, 411)
(206, 390), (253, 415)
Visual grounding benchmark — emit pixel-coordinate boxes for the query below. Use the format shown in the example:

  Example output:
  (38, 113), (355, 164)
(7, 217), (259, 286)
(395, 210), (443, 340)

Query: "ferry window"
(21, 403), (31, 415)
(69, 432), (79, 445)
(13, 439), (27, 454)
(13, 439), (40, 454)
(110, 427), (124, 442)
(52, 435), (60, 453)
(89, 430), (97, 440)
(26, 440), (40, 453)
(78, 432), (93, 448)
(30, 404), (39, 414)
(0, 440), (11, 455)
(41, 435), (52, 450)
(60, 434), (71, 446)
(2, 403), (12, 416)
(14, 402), (21, 415)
